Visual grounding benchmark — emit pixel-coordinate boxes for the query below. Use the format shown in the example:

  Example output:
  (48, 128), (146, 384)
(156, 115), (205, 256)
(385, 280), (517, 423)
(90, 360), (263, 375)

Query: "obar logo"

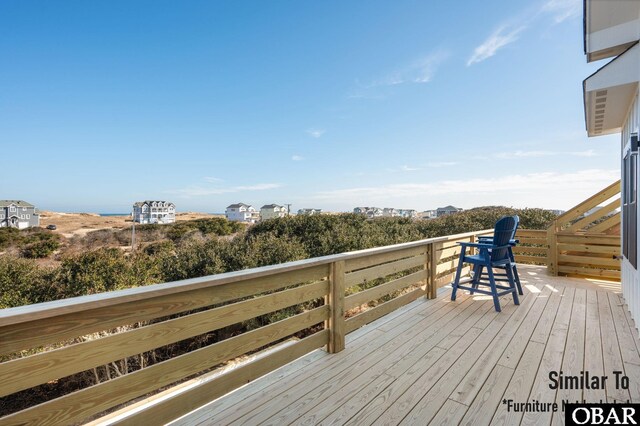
(566, 403), (640, 425)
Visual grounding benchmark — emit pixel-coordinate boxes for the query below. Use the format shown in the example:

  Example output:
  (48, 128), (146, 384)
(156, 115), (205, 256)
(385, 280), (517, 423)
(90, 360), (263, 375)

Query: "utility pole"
(285, 204), (292, 216)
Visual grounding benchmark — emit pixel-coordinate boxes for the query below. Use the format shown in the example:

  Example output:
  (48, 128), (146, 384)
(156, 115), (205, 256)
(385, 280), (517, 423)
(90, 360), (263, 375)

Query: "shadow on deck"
(173, 265), (638, 426)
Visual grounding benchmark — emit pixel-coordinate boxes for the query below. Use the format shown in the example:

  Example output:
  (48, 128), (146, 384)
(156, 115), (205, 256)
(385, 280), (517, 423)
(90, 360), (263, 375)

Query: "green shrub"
(0, 257), (57, 308)
(20, 230), (61, 258)
(0, 228), (21, 250)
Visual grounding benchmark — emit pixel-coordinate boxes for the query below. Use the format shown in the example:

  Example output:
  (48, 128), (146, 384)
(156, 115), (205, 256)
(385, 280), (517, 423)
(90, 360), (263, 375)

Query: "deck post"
(427, 242), (438, 299)
(327, 260), (346, 353)
(547, 219), (558, 276)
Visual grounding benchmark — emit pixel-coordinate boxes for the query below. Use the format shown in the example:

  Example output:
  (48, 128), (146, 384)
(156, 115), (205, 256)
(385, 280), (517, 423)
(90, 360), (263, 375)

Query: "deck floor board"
(171, 265), (637, 426)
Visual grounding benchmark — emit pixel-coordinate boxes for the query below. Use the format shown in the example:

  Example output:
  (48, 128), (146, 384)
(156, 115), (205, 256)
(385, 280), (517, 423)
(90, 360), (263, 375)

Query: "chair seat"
(463, 255), (510, 267)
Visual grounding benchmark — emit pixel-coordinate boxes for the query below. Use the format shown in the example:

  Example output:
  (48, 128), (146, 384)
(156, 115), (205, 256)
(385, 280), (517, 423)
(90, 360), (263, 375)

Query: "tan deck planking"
(171, 265), (638, 426)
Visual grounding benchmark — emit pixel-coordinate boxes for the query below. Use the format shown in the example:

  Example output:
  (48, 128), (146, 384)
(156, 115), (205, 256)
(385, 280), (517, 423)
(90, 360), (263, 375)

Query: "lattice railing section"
(547, 180), (621, 279)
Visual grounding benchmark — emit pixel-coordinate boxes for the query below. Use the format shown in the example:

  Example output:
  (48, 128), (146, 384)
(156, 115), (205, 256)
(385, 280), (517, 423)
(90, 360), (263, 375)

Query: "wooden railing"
(0, 229), (496, 426)
(547, 180), (621, 279)
(512, 229), (548, 265)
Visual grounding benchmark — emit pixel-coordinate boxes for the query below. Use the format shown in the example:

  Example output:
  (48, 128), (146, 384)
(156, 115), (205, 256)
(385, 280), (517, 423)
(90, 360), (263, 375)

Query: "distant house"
(397, 209), (418, 219)
(367, 207), (383, 219)
(355, 206), (415, 218)
(297, 208), (322, 216)
(436, 205), (463, 217)
(226, 203), (259, 223)
(383, 208), (399, 217)
(0, 200), (39, 229)
(260, 204), (287, 221)
(421, 210), (437, 219)
(353, 207), (367, 215)
(133, 201), (176, 224)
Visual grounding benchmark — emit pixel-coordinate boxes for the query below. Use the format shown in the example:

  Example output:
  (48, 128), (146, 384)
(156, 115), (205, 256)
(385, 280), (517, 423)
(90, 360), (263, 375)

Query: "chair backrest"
(511, 215), (520, 241)
(491, 216), (518, 261)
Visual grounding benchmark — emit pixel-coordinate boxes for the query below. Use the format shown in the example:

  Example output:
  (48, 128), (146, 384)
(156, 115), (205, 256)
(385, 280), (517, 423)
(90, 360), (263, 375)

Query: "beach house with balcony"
(226, 203), (259, 223)
(132, 201), (176, 224)
(436, 205), (463, 217)
(0, 200), (39, 229)
(583, 0), (640, 325)
(297, 208), (322, 215)
(260, 204), (287, 221)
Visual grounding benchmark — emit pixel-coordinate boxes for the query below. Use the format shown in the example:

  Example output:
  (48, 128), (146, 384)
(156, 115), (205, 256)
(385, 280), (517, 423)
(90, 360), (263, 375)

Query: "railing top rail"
(553, 179), (621, 226)
(0, 228), (493, 327)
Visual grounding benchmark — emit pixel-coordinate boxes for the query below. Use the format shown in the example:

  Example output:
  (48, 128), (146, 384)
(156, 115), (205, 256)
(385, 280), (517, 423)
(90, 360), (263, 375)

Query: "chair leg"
(509, 247), (523, 295)
(487, 267), (501, 312)
(451, 256), (465, 301)
(512, 264), (523, 295)
(470, 264), (481, 295)
(506, 266), (519, 305)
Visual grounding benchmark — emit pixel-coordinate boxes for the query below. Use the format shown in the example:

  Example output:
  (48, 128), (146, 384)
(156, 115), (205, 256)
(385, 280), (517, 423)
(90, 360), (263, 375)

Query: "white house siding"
(622, 90), (640, 325)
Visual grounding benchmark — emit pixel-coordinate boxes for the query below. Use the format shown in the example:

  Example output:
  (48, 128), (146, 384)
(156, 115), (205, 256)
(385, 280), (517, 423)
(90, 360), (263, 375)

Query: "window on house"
(26, 214), (30, 219)
(623, 140), (638, 269)
(9, 206), (16, 212)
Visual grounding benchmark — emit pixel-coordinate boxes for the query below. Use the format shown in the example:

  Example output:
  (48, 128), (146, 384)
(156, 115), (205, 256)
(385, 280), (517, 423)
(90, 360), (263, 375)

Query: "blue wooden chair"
(474, 215), (522, 296)
(451, 216), (519, 312)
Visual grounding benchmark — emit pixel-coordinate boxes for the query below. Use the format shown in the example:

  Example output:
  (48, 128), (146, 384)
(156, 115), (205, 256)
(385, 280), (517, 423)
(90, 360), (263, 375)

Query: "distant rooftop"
(0, 200), (35, 208)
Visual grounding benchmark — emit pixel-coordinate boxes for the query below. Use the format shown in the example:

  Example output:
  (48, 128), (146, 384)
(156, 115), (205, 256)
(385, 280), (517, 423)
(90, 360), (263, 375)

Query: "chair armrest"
(477, 236), (519, 246)
(458, 241), (512, 250)
(458, 242), (495, 249)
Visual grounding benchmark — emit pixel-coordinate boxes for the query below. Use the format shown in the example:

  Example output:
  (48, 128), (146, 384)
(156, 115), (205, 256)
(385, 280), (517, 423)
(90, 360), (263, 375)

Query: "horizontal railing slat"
(0, 265), (329, 356)
(558, 266), (620, 279)
(558, 254), (621, 268)
(344, 246), (426, 273)
(2, 306), (329, 426)
(345, 255), (424, 288)
(345, 288), (425, 334)
(557, 243), (620, 254)
(512, 246), (547, 255)
(345, 270), (426, 310)
(0, 280), (329, 398)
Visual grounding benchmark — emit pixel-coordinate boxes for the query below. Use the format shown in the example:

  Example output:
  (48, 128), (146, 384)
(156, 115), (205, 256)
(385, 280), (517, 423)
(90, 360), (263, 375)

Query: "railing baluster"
(428, 242), (438, 299)
(327, 260), (346, 353)
(547, 219), (559, 276)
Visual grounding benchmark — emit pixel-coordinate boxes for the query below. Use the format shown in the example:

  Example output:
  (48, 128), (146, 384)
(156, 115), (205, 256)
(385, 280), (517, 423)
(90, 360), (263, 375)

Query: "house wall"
(261, 209), (285, 221)
(622, 89), (640, 324)
(0, 205), (39, 228)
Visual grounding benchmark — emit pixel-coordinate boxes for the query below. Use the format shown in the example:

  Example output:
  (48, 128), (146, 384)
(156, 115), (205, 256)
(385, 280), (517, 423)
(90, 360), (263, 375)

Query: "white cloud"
(570, 149), (598, 157)
(542, 0), (581, 23)
(292, 155), (305, 161)
(401, 165), (421, 171)
(203, 176), (223, 183)
(311, 169), (619, 209)
(494, 149), (599, 159)
(494, 150), (554, 159)
(307, 128), (325, 138)
(167, 183), (282, 198)
(372, 49), (451, 87)
(428, 161), (459, 168)
(467, 25), (526, 66)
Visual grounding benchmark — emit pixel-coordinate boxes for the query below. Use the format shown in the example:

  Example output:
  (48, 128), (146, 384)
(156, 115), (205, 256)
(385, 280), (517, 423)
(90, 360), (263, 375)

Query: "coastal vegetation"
(0, 207), (554, 309)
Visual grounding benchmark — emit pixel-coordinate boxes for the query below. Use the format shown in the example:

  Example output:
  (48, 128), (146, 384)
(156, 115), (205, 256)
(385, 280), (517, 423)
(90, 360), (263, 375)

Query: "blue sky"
(0, 0), (620, 213)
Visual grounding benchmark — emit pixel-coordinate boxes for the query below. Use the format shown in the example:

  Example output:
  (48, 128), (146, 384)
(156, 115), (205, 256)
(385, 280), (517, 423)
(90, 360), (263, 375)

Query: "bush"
(0, 228), (21, 250)
(20, 229), (61, 258)
(55, 248), (160, 297)
(0, 257), (57, 308)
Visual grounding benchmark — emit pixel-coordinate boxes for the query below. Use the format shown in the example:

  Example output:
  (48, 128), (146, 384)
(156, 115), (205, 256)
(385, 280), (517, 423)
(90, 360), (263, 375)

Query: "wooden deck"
(171, 265), (640, 426)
